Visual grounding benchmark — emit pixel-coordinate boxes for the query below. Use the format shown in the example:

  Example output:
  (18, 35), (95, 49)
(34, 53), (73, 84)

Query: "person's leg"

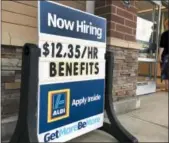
(165, 80), (168, 91)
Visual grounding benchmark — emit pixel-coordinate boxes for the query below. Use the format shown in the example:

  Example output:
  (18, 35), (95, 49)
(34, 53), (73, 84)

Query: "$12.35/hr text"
(41, 42), (99, 59)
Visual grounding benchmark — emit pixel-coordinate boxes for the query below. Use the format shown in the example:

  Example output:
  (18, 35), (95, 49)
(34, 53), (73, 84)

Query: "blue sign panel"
(39, 79), (104, 134)
(39, 1), (106, 42)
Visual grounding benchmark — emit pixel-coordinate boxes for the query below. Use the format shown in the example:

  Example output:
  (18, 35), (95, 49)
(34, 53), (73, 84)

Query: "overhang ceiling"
(136, 1), (167, 14)
(136, 1), (154, 13)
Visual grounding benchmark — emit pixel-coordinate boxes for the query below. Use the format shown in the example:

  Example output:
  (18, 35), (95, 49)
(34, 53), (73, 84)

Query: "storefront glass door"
(135, 1), (161, 95)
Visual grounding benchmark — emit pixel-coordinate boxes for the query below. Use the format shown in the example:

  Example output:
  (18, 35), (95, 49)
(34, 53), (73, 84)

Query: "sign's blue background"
(39, 79), (105, 134)
(40, 1), (106, 43)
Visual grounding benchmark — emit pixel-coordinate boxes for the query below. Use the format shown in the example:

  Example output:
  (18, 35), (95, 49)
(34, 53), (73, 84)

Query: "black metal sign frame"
(9, 44), (138, 143)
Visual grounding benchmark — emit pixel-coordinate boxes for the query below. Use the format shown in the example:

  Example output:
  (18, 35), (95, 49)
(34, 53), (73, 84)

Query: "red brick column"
(95, 0), (137, 41)
(95, 0), (139, 101)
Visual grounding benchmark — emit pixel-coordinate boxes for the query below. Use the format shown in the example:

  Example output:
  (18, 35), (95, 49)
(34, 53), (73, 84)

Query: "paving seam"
(126, 114), (168, 129)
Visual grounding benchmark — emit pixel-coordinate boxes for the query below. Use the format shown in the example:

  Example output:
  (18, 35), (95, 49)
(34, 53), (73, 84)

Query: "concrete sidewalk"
(71, 92), (168, 142)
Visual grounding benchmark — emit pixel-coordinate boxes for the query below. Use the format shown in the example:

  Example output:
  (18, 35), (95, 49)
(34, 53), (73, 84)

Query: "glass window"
(135, 1), (161, 95)
(136, 1), (160, 59)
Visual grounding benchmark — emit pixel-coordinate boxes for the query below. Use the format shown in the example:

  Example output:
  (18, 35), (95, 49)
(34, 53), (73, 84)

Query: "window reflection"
(135, 1), (161, 95)
(136, 1), (159, 59)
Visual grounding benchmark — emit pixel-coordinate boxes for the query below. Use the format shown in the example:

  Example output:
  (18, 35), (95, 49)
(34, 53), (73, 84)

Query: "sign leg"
(9, 44), (40, 143)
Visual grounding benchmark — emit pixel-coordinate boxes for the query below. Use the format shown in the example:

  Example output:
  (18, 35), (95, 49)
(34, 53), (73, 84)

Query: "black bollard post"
(9, 44), (40, 143)
(99, 51), (138, 143)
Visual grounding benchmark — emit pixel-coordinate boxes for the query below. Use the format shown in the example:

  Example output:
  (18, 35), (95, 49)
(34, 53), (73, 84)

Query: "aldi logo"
(48, 89), (70, 123)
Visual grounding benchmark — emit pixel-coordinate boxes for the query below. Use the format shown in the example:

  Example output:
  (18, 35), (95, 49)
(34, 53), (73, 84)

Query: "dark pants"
(161, 55), (169, 81)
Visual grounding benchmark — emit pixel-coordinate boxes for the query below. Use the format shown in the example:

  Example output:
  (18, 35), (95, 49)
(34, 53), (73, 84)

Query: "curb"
(114, 97), (141, 115)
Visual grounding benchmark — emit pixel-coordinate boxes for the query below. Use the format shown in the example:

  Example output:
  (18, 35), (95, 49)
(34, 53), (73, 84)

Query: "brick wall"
(1, 46), (22, 118)
(108, 46), (139, 101)
(95, 0), (137, 41)
(95, 0), (139, 100)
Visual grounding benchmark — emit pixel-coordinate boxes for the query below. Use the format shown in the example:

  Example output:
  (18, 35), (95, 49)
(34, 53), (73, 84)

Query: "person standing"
(159, 19), (169, 91)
